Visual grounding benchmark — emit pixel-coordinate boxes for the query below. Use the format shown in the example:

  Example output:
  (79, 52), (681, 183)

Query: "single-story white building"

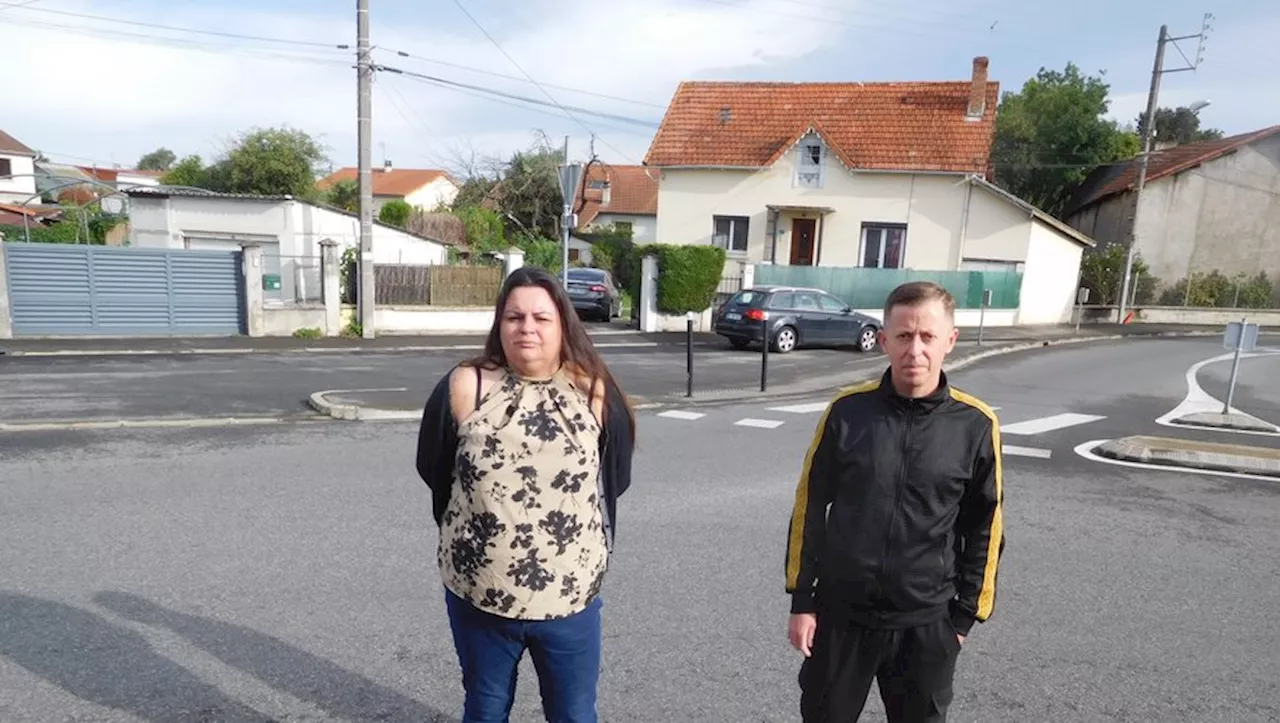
(124, 188), (450, 305)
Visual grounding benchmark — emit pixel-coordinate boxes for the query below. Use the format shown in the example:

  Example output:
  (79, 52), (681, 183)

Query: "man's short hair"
(883, 281), (956, 322)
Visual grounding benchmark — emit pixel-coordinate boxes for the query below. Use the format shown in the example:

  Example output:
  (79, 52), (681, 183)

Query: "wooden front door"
(790, 218), (816, 266)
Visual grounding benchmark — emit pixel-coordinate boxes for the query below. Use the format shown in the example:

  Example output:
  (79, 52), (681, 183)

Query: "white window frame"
(712, 215), (750, 254)
(859, 224), (907, 269)
(795, 137), (826, 189)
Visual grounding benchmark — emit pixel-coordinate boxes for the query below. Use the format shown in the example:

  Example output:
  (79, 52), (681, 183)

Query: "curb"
(1170, 412), (1280, 434)
(307, 389), (422, 422)
(0, 414), (313, 433)
(1093, 435), (1280, 479)
(307, 330), (1219, 420)
(0, 339), (716, 358)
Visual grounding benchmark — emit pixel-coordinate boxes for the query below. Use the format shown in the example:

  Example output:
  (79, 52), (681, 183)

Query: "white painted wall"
(0, 154), (37, 204)
(591, 213), (657, 243)
(404, 176), (460, 211)
(1017, 221), (1085, 324)
(126, 195), (446, 265)
(654, 149), (1037, 271)
(375, 306), (495, 334)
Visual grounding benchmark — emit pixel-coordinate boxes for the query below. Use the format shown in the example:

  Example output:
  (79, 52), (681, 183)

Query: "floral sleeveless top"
(438, 367), (609, 621)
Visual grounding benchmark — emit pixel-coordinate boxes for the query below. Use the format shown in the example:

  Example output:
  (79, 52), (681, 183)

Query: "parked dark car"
(565, 267), (622, 322)
(713, 285), (881, 354)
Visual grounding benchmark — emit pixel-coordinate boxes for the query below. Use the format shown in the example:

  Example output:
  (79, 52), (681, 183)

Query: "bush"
(649, 244), (726, 314)
(1158, 270), (1274, 308)
(292, 327), (323, 339)
(378, 199), (413, 228)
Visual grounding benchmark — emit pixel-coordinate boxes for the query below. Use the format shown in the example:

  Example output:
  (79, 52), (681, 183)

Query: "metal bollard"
(760, 314), (769, 392)
(686, 318), (694, 398)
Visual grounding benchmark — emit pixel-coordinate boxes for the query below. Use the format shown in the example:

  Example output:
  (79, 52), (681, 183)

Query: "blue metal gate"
(3, 243), (245, 336)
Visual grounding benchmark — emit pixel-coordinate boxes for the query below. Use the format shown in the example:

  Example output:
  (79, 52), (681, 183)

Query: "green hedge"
(647, 244), (726, 314)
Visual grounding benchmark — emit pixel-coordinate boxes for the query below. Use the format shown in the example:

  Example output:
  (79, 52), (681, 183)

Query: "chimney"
(383, 159), (392, 172)
(967, 56), (989, 119)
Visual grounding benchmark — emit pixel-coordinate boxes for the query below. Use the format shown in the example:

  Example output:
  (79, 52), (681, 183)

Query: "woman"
(415, 266), (636, 723)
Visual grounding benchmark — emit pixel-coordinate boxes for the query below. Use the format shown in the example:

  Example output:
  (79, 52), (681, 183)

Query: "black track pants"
(798, 616), (962, 723)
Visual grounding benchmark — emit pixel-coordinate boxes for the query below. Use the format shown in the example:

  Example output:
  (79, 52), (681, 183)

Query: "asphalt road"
(0, 338), (891, 425)
(2, 339), (1279, 721)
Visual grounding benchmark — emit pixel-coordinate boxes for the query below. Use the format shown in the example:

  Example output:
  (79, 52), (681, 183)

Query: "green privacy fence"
(751, 266), (1023, 310)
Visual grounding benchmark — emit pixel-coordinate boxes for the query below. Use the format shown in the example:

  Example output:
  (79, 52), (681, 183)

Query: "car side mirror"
(842, 307), (852, 314)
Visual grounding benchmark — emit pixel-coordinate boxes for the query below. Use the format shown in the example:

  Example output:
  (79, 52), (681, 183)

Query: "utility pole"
(1118, 14), (1213, 324)
(561, 135), (571, 288)
(356, 0), (375, 338)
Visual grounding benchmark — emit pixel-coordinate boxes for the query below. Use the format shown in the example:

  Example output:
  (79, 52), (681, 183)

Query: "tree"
(1136, 106), (1225, 147)
(214, 126), (328, 198)
(379, 199), (412, 227)
(323, 178), (358, 212)
(992, 63), (1141, 217)
(137, 148), (176, 172)
(161, 155), (211, 188)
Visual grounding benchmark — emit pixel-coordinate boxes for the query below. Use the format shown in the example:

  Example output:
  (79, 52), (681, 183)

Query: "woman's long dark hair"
(468, 266), (635, 440)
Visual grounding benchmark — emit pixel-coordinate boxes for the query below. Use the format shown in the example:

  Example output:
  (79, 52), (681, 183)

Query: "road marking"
(1155, 349), (1280, 437)
(1003, 445), (1052, 459)
(657, 410), (705, 421)
(768, 402), (829, 414)
(1000, 413), (1105, 435)
(735, 418), (785, 429)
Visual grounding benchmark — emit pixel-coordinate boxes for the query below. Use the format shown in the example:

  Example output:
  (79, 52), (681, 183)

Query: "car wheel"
(857, 326), (878, 353)
(773, 326), (798, 354)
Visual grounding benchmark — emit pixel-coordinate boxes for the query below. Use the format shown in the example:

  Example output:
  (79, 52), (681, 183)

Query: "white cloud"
(2, 0), (848, 172)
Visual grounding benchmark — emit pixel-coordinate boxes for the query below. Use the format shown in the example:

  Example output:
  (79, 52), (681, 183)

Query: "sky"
(2, 0), (1275, 179)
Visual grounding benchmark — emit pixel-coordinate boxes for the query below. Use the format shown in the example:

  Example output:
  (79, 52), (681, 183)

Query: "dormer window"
(796, 138), (825, 188)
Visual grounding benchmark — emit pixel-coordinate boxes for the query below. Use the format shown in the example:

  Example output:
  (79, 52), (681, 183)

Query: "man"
(784, 281), (1005, 723)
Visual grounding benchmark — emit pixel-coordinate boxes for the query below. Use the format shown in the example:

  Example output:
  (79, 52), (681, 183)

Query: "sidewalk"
(0, 322), (1253, 357)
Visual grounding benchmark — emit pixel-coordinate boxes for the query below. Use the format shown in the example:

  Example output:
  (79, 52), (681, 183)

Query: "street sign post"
(977, 289), (993, 346)
(557, 151), (584, 288)
(1222, 318), (1258, 414)
(1075, 287), (1090, 333)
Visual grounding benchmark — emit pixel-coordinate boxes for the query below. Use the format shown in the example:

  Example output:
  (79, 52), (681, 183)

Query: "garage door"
(3, 243), (245, 336)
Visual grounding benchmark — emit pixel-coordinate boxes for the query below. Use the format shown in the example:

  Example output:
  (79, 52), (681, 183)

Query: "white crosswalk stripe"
(1000, 413), (1106, 435)
(768, 402), (829, 414)
(1002, 445), (1053, 459)
(657, 410), (705, 420)
(735, 418), (785, 429)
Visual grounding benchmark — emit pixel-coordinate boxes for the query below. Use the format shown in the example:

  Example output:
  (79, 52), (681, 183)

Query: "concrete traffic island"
(1170, 411), (1280, 434)
(1094, 435), (1280, 478)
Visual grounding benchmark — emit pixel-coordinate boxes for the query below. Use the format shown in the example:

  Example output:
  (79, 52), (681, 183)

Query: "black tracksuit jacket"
(784, 367), (1005, 636)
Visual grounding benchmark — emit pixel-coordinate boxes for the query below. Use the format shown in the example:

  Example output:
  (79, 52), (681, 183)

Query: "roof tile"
(642, 79), (998, 173)
(574, 164), (659, 227)
(1066, 125), (1280, 213)
(318, 167), (455, 198)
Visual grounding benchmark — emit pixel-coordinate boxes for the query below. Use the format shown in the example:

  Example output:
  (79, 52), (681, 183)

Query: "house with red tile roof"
(1063, 125), (1280, 298)
(0, 129), (39, 206)
(573, 163), (659, 241)
(640, 57), (1097, 325)
(318, 161), (459, 214)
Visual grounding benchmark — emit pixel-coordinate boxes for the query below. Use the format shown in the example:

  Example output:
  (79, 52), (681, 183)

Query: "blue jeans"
(445, 588), (602, 723)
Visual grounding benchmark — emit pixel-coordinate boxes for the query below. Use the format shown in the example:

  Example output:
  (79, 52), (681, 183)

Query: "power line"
(7, 4), (347, 48)
(374, 47), (665, 109)
(374, 64), (661, 129)
(2, 16), (353, 65)
(448, 0), (640, 165)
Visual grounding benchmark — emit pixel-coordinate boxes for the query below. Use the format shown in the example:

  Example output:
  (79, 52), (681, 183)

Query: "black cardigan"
(414, 367), (635, 545)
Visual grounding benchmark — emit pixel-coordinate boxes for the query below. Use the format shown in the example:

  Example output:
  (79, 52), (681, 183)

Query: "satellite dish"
(101, 197), (125, 214)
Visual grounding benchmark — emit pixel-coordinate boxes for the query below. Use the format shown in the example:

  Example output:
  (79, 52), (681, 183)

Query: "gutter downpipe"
(956, 174), (974, 269)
